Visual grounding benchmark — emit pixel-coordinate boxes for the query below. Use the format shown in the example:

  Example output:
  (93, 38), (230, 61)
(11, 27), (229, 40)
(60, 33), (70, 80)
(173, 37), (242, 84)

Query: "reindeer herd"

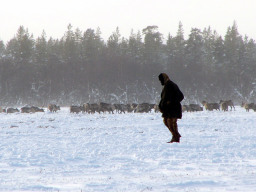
(0, 103), (159, 114)
(69, 103), (158, 114)
(0, 100), (255, 114)
(183, 100), (255, 112)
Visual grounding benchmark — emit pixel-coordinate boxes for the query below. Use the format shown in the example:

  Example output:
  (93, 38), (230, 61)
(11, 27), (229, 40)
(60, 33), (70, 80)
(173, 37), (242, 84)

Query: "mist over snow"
(0, 106), (255, 191)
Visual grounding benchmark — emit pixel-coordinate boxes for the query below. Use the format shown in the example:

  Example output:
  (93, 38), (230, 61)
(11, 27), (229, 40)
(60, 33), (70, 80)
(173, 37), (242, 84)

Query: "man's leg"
(163, 117), (168, 128)
(164, 118), (176, 142)
(172, 118), (181, 142)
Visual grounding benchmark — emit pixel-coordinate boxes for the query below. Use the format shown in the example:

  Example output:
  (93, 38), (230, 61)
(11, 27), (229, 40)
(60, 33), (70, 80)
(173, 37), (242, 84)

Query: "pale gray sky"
(1, 0), (256, 42)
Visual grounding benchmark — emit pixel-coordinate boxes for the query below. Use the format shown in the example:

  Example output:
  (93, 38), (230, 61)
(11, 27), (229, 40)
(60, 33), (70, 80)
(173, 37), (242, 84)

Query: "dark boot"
(170, 134), (180, 143)
(170, 136), (178, 143)
(167, 127), (179, 143)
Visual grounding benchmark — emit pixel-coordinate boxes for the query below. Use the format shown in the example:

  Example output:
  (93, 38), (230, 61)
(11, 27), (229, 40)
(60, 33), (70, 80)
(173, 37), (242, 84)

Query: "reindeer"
(48, 104), (60, 112)
(21, 106), (32, 113)
(202, 101), (220, 111)
(226, 100), (235, 111)
(113, 104), (126, 114)
(70, 105), (84, 113)
(242, 102), (255, 112)
(83, 103), (92, 114)
(99, 102), (115, 114)
(182, 105), (190, 112)
(83, 103), (100, 114)
(189, 104), (203, 112)
(153, 104), (160, 113)
(182, 104), (203, 112)
(7, 108), (19, 113)
(30, 106), (44, 112)
(134, 103), (154, 113)
(126, 103), (138, 113)
(220, 100), (235, 111)
(220, 101), (228, 112)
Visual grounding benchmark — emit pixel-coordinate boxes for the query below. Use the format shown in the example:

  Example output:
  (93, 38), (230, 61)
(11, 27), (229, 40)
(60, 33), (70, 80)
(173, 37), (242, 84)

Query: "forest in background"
(0, 21), (256, 106)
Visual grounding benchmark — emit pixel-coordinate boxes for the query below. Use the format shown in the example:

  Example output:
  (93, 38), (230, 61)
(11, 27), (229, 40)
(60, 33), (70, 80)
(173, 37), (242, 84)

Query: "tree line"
(0, 22), (256, 106)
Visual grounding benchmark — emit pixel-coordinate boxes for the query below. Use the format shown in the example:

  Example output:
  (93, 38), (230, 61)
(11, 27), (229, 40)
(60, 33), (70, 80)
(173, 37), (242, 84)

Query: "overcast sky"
(1, 0), (256, 43)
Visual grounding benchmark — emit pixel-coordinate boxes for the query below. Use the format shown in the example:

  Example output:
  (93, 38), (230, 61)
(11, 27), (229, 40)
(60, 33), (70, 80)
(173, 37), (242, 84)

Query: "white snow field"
(0, 106), (256, 192)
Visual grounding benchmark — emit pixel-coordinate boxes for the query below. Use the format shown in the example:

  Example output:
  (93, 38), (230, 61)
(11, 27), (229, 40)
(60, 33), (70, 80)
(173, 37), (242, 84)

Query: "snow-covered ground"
(0, 106), (255, 192)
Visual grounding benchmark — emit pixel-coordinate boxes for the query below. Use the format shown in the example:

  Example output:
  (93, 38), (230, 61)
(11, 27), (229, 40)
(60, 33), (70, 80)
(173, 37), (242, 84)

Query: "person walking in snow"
(158, 73), (184, 143)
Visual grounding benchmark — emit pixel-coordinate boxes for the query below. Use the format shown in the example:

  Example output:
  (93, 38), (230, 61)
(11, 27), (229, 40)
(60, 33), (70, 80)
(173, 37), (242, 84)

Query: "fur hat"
(158, 73), (170, 85)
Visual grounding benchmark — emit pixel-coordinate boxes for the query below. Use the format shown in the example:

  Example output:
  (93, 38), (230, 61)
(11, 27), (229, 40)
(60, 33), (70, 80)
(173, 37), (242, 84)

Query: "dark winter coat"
(158, 73), (184, 119)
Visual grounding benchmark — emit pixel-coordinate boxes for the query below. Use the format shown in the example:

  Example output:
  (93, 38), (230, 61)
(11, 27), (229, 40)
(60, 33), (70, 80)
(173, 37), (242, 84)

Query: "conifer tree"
(0, 40), (5, 57)
(185, 28), (204, 86)
(35, 30), (47, 65)
(142, 25), (163, 78)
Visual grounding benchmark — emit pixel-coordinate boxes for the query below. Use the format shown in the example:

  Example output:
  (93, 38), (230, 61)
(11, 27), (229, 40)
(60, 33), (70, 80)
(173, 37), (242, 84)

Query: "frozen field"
(0, 106), (256, 192)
